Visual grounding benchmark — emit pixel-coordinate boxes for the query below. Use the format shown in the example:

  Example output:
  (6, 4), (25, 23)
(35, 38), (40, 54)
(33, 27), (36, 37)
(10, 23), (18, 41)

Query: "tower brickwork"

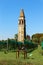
(18, 9), (26, 42)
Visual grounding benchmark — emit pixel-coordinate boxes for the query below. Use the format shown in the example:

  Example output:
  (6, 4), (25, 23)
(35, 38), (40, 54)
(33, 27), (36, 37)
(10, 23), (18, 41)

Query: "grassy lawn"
(0, 46), (43, 65)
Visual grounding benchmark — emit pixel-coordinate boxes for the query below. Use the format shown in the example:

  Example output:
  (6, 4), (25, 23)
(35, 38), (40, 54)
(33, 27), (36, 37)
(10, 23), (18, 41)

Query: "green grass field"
(0, 45), (43, 65)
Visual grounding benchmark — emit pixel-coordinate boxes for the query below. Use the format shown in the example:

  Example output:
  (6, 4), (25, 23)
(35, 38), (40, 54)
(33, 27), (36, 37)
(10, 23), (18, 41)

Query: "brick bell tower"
(18, 9), (26, 42)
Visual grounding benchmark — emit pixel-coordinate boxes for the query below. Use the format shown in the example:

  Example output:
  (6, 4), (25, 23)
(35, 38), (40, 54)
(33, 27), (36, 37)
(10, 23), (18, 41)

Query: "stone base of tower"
(18, 36), (24, 43)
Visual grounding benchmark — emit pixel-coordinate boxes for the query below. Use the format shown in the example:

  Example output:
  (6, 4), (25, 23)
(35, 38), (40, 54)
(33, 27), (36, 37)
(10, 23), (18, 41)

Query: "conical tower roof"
(20, 9), (25, 17)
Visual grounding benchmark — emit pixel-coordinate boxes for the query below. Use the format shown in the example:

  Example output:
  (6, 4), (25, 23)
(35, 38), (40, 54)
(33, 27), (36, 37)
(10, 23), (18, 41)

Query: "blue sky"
(0, 0), (43, 40)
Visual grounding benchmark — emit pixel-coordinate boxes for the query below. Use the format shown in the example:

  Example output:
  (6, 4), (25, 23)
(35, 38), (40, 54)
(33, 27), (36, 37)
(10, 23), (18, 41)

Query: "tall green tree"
(14, 34), (18, 41)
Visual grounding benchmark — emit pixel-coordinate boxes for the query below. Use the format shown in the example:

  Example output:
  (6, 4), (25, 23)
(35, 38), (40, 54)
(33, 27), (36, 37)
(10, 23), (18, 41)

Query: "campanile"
(18, 9), (26, 42)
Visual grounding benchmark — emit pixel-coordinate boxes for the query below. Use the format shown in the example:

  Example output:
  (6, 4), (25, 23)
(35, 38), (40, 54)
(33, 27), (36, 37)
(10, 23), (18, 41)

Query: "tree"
(40, 37), (43, 42)
(14, 34), (18, 41)
(32, 38), (38, 44)
(7, 38), (10, 51)
(26, 35), (30, 41)
(32, 33), (43, 44)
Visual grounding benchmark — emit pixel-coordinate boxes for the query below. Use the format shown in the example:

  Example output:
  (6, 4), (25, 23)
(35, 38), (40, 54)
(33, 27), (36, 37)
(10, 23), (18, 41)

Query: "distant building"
(18, 9), (26, 42)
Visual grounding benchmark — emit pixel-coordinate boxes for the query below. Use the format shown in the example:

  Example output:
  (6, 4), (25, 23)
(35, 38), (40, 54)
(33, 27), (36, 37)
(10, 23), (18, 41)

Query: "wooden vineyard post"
(16, 50), (19, 58)
(16, 51), (17, 58)
(16, 49), (27, 59)
(24, 50), (25, 59)
(24, 50), (27, 59)
(26, 51), (27, 58)
(18, 50), (19, 58)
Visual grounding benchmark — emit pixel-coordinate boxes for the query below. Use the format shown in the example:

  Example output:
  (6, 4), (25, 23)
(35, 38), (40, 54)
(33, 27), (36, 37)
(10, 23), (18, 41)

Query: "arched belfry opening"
(18, 9), (26, 42)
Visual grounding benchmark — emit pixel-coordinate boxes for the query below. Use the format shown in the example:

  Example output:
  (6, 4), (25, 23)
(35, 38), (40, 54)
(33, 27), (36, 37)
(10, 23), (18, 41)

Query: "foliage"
(16, 41), (23, 49)
(24, 39), (38, 49)
(0, 39), (17, 51)
(0, 39), (38, 52)
(40, 37), (43, 42)
(14, 34), (18, 41)
(41, 41), (43, 50)
(32, 38), (38, 44)
(26, 35), (30, 41)
(32, 33), (43, 45)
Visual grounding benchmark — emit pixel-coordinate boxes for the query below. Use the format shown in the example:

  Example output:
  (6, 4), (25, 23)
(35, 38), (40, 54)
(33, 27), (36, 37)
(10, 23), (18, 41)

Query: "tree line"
(0, 33), (43, 51)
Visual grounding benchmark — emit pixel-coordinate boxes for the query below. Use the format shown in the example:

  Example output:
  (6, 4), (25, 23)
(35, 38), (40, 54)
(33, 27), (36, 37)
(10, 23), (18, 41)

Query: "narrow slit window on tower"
(22, 20), (23, 24)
